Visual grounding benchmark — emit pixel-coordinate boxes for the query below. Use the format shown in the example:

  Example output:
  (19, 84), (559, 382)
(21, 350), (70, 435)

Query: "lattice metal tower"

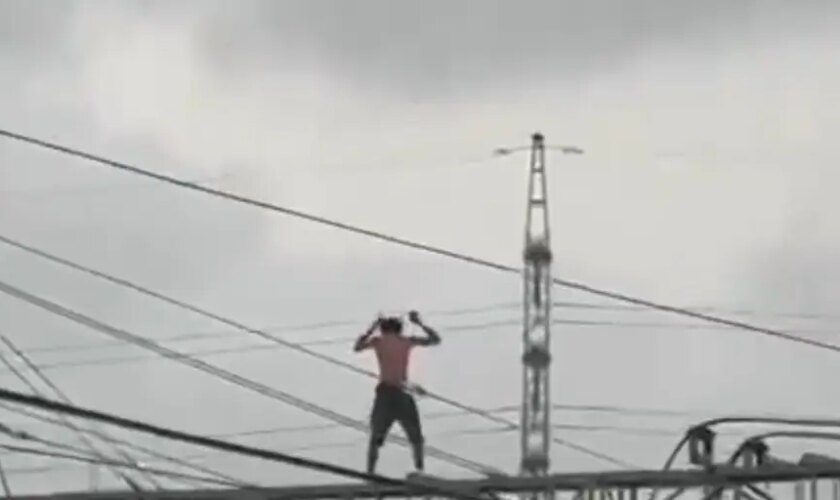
(521, 132), (553, 477)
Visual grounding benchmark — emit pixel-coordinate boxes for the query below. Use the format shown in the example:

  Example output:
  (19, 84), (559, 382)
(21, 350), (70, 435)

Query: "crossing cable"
(0, 234), (629, 470)
(13, 300), (840, 358)
(0, 401), (254, 487)
(6, 316), (840, 377)
(553, 301), (840, 323)
(0, 278), (500, 477)
(0, 388), (492, 500)
(650, 416), (840, 500)
(1, 129), (838, 359)
(0, 397), (742, 447)
(0, 340), (146, 491)
(0, 444), (244, 489)
(0, 335), (167, 489)
(670, 432), (840, 500)
(0, 422), (234, 489)
(0, 455), (9, 496)
(9, 315), (819, 364)
(1, 311), (522, 357)
(3, 424), (509, 479)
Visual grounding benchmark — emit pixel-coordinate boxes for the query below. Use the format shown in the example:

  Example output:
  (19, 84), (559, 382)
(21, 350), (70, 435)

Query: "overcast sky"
(1, 0), (840, 495)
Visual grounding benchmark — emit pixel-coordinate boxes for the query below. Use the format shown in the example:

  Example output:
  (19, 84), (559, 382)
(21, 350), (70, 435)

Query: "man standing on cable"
(354, 310), (441, 474)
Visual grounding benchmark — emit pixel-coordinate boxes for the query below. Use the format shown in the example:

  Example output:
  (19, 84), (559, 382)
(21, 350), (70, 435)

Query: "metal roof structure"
(13, 464), (840, 499)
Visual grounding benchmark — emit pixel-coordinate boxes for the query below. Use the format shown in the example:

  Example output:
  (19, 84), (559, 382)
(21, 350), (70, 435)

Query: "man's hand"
(407, 311), (440, 347)
(354, 316), (382, 352)
(371, 316), (384, 331)
(408, 310), (422, 325)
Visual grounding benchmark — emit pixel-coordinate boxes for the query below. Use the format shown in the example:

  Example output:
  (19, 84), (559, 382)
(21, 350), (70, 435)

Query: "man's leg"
(368, 387), (395, 473)
(398, 393), (425, 472)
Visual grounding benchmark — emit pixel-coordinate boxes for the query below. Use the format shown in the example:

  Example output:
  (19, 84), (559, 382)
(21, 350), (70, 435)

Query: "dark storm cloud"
(195, 0), (838, 95)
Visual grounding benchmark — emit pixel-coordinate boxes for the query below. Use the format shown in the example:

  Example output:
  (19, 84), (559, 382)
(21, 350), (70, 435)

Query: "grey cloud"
(0, 2), (73, 63)
(194, 0), (838, 96)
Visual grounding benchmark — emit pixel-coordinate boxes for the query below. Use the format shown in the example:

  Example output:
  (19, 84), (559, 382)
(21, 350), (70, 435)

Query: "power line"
(1, 129), (837, 359)
(0, 320), (629, 374)
(0, 388), (491, 500)
(0, 401), (253, 487)
(0, 340), (146, 491)
(0, 310), (520, 357)
(0, 443), (255, 489)
(0, 278), (499, 476)
(1, 315), (836, 382)
(0, 172), (234, 199)
(0, 128), (517, 272)
(0, 234), (628, 470)
(0, 422), (232, 489)
(4, 318), (838, 376)
(11, 302), (840, 359)
(0, 422), (660, 480)
(0, 454), (10, 496)
(550, 277), (840, 356)
(553, 301), (840, 323)
(2, 397), (767, 450)
(0, 335), (166, 489)
(3, 424), (508, 479)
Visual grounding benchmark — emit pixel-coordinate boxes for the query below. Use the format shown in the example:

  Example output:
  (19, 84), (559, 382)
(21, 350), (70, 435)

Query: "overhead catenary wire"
(1, 129), (838, 359)
(2, 424), (506, 479)
(0, 401), (254, 487)
(0, 421), (667, 479)
(5, 316), (840, 378)
(0, 422), (233, 489)
(14, 299), (840, 359)
(0, 396), (761, 452)
(685, 431), (840, 500)
(0, 454), (10, 496)
(0, 335), (168, 490)
(649, 414), (840, 500)
(0, 443), (252, 489)
(0, 234), (629, 470)
(553, 301), (840, 323)
(0, 278), (499, 477)
(0, 340), (146, 491)
(0, 388), (493, 500)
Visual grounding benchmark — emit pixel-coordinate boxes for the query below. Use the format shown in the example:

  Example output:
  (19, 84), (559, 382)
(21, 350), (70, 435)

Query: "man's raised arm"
(408, 311), (441, 347)
(354, 317), (381, 352)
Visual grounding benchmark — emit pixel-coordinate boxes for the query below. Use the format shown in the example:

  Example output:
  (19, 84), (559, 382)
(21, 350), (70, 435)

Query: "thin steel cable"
(0, 443), (252, 489)
(0, 423), (213, 489)
(0, 343), (144, 491)
(7, 424), (514, 479)
(651, 416), (840, 500)
(1, 317), (836, 377)
(694, 431), (840, 500)
(0, 128), (517, 273)
(1, 130), (837, 359)
(15, 300), (840, 358)
(554, 301), (840, 322)
(550, 277), (840, 355)
(0, 388), (491, 500)
(0, 401), (252, 487)
(0, 455), (9, 496)
(0, 278), (499, 476)
(0, 335), (164, 489)
(0, 234), (627, 469)
(729, 431), (840, 464)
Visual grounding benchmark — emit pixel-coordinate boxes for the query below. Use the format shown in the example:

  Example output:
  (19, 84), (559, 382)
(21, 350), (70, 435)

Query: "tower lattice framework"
(521, 132), (553, 479)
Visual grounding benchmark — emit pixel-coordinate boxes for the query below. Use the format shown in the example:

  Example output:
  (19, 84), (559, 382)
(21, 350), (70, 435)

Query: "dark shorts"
(370, 382), (423, 446)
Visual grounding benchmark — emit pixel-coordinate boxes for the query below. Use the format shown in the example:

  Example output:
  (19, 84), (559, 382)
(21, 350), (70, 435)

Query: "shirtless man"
(353, 311), (441, 474)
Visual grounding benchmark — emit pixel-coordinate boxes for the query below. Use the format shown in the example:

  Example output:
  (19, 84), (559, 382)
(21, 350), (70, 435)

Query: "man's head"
(379, 317), (403, 336)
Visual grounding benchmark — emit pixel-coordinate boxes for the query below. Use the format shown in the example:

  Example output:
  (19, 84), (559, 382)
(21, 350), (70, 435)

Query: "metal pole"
(521, 133), (553, 494)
